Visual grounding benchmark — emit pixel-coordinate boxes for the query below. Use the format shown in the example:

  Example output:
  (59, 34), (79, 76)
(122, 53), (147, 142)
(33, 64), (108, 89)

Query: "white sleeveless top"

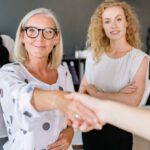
(85, 48), (149, 105)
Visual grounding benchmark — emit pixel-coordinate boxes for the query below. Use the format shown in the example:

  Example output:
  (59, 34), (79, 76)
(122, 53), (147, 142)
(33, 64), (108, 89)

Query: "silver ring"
(75, 114), (80, 119)
(61, 144), (64, 150)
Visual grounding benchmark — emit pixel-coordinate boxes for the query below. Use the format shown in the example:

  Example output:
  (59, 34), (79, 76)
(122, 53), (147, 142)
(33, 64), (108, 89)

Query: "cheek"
(23, 38), (35, 52)
(22, 34), (32, 45)
(53, 34), (60, 45)
(23, 39), (32, 50)
(48, 36), (59, 48)
(121, 23), (127, 33)
(103, 26), (109, 36)
(103, 23), (109, 31)
(47, 40), (55, 49)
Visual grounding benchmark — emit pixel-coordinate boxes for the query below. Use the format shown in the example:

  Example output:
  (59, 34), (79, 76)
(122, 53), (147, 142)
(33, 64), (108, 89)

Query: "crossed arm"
(79, 57), (148, 106)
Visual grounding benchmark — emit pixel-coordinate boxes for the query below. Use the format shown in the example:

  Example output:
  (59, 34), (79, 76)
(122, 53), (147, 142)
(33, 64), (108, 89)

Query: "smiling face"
(21, 14), (59, 61)
(102, 6), (127, 42)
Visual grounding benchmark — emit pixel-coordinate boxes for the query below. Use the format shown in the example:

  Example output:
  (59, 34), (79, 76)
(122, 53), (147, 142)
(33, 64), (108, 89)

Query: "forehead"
(26, 14), (56, 28)
(102, 6), (125, 19)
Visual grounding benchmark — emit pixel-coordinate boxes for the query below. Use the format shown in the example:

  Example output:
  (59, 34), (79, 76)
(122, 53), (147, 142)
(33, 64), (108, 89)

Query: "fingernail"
(93, 118), (98, 123)
(95, 123), (102, 129)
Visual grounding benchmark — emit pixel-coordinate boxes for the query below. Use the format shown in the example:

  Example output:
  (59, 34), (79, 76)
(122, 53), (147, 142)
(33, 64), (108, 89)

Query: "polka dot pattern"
(59, 86), (64, 91)
(42, 122), (50, 130)
(10, 115), (13, 124)
(20, 129), (27, 134)
(0, 64), (74, 149)
(23, 111), (32, 118)
(0, 88), (3, 97)
(24, 79), (29, 83)
(26, 86), (33, 93)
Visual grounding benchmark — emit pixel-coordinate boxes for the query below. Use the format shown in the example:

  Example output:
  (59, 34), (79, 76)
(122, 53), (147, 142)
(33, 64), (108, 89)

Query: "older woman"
(0, 8), (97, 150)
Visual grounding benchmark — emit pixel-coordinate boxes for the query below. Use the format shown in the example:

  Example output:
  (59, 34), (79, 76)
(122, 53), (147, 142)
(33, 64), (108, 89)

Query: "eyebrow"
(103, 14), (122, 20)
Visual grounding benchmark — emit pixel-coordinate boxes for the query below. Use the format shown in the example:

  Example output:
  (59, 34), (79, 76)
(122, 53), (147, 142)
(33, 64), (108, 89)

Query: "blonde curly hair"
(86, 0), (141, 62)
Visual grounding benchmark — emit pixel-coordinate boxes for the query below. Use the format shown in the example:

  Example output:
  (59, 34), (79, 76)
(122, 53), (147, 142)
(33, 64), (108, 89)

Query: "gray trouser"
(0, 137), (8, 150)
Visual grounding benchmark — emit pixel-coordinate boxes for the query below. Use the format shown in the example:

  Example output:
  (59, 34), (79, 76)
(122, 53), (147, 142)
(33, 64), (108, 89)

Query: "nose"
(36, 31), (45, 41)
(111, 21), (117, 28)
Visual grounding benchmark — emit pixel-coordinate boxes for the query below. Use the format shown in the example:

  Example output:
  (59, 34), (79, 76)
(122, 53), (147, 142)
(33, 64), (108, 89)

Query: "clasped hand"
(64, 93), (105, 132)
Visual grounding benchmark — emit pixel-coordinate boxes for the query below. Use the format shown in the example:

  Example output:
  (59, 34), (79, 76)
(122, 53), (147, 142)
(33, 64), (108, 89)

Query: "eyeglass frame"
(22, 26), (59, 40)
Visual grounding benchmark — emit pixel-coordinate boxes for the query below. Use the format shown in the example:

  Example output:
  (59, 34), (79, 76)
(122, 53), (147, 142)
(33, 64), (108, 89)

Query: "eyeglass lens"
(24, 27), (57, 40)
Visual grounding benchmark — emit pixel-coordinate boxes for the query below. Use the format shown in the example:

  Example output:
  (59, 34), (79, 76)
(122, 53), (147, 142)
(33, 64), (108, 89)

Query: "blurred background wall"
(0, 0), (149, 56)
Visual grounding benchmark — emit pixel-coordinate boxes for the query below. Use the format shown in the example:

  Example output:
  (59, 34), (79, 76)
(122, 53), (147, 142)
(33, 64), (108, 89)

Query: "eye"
(28, 27), (37, 33)
(104, 20), (110, 24)
(117, 18), (122, 21)
(44, 28), (54, 34)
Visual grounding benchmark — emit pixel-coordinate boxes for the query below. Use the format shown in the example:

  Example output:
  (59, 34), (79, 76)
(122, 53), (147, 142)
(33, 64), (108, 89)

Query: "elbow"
(129, 96), (143, 107)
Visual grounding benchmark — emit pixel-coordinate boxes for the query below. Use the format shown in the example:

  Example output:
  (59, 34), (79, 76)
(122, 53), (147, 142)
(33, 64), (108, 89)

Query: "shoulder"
(0, 62), (22, 73)
(129, 48), (149, 70)
(128, 48), (149, 62)
(58, 64), (70, 76)
(1, 62), (19, 68)
(57, 65), (73, 84)
(58, 64), (67, 72)
(86, 50), (92, 59)
(131, 48), (149, 58)
(86, 50), (95, 65)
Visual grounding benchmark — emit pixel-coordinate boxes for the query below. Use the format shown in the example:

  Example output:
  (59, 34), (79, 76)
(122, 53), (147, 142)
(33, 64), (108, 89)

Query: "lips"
(34, 45), (46, 48)
(110, 30), (120, 35)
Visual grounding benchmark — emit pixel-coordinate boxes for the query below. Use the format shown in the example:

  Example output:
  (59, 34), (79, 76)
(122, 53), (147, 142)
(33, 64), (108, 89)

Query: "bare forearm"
(31, 88), (62, 111)
(104, 101), (150, 140)
(93, 91), (143, 106)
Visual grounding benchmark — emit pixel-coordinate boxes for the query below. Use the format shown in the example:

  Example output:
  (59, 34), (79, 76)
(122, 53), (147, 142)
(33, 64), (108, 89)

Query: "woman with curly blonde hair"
(79, 0), (149, 150)
(86, 0), (141, 62)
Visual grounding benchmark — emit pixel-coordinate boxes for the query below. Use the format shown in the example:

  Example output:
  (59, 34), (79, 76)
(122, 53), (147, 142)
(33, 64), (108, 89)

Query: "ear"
(20, 30), (25, 43)
(53, 33), (60, 46)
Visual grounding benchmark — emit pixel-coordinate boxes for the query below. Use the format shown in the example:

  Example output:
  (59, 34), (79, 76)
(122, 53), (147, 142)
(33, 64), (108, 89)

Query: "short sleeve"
(130, 49), (149, 81)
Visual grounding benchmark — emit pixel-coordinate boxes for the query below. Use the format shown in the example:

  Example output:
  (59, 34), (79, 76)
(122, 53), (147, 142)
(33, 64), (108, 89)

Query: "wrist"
(103, 101), (117, 124)
(96, 100), (111, 125)
(49, 90), (63, 109)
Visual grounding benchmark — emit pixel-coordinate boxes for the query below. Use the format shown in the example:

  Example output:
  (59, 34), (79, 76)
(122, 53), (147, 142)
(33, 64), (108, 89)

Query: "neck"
(24, 58), (49, 72)
(109, 39), (131, 52)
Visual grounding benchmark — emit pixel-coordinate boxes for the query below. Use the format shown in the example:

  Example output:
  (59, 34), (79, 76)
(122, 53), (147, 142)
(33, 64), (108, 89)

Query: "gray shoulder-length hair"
(14, 8), (63, 69)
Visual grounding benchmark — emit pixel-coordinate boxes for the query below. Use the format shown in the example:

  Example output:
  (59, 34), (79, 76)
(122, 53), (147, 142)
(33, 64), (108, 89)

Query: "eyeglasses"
(23, 26), (58, 40)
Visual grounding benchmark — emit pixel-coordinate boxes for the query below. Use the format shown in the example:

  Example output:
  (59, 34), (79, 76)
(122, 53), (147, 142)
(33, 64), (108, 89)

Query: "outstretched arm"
(31, 88), (99, 127)
(66, 93), (150, 141)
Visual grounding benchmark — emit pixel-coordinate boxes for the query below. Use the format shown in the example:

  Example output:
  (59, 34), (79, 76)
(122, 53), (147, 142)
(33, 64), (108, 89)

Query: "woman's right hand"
(65, 92), (106, 132)
(53, 91), (101, 131)
(119, 81), (137, 94)
(32, 89), (100, 131)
